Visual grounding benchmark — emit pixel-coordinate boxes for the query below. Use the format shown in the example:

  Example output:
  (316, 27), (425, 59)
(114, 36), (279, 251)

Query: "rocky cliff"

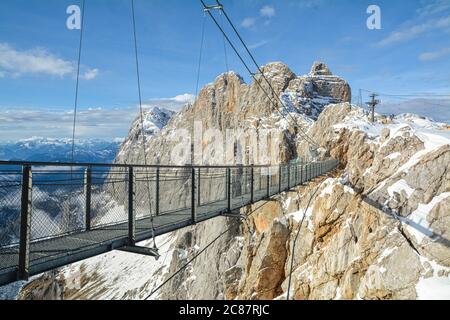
(154, 104), (450, 300)
(5, 61), (449, 300)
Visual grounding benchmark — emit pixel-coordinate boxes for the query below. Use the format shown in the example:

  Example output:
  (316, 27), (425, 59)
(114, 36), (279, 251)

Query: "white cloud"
(143, 93), (195, 111)
(0, 43), (73, 77)
(289, 0), (327, 9)
(248, 40), (270, 50)
(417, 0), (450, 18)
(171, 93), (195, 104)
(378, 98), (450, 123)
(260, 6), (276, 18)
(0, 107), (137, 141)
(81, 68), (99, 80)
(0, 42), (99, 80)
(0, 93), (192, 140)
(377, 15), (450, 46)
(241, 17), (256, 28)
(419, 47), (450, 61)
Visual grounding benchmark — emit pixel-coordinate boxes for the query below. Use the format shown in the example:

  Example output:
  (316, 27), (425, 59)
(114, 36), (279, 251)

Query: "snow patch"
(399, 192), (450, 243)
(387, 179), (415, 198)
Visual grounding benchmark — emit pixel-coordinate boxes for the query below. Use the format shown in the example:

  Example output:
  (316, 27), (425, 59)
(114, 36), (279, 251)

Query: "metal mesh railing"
(91, 169), (129, 228)
(0, 170), (22, 247)
(0, 159), (339, 284)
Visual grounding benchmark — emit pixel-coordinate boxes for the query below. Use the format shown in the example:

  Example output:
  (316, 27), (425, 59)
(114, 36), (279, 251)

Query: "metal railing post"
(295, 164), (298, 186)
(227, 167), (231, 212)
(266, 169), (270, 197)
(250, 165), (254, 203)
(197, 168), (201, 206)
(191, 167), (196, 224)
(155, 167), (160, 216)
(84, 167), (92, 231)
(128, 166), (135, 245)
(300, 161), (303, 184)
(287, 165), (291, 190)
(278, 165), (282, 193)
(18, 166), (32, 281)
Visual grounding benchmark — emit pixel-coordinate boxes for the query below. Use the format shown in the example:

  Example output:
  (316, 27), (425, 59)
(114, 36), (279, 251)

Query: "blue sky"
(0, 0), (449, 140)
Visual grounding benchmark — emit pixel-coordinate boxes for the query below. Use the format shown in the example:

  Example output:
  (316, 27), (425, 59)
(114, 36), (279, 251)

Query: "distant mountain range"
(0, 137), (122, 163)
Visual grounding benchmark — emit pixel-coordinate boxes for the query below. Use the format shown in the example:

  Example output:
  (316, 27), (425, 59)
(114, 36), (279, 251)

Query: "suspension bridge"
(0, 159), (338, 286)
(0, 0), (342, 289)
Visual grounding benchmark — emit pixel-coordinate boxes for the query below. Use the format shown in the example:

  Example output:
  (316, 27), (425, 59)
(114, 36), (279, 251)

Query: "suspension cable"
(219, 11), (229, 73)
(195, 13), (207, 99)
(70, 0), (86, 163)
(144, 199), (272, 300)
(215, 0), (319, 148)
(286, 176), (327, 300)
(131, 0), (157, 248)
(199, 0), (319, 149)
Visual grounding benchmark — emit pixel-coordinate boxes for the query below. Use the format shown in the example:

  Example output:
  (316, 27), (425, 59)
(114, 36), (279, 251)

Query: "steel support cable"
(286, 176), (328, 300)
(215, 1), (319, 149)
(144, 196), (273, 300)
(199, 0), (318, 149)
(70, 0), (86, 164)
(145, 164), (317, 300)
(219, 11), (229, 73)
(195, 13), (207, 99)
(131, 0), (157, 248)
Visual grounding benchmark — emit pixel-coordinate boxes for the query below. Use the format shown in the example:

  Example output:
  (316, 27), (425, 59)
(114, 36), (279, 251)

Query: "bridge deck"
(0, 159), (339, 287)
(0, 187), (276, 286)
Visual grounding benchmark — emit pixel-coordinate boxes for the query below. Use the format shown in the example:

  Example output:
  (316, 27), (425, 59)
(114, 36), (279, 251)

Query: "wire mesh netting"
(0, 169), (22, 247)
(198, 168), (227, 205)
(230, 167), (252, 209)
(31, 169), (86, 241)
(91, 169), (129, 228)
(0, 160), (339, 281)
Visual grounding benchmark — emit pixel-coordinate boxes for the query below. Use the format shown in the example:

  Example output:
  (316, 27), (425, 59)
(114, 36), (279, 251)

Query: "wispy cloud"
(0, 42), (98, 80)
(419, 47), (450, 61)
(144, 93), (195, 110)
(377, 16), (450, 46)
(81, 68), (99, 80)
(417, 0), (450, 18)
(248, 40), (270, 50)
(260, 6), (276, 18)
(0, 94), (191, 141)
(241, 17), (256, 29)
(0, 107), (137, 141)
(378, 98), (450, 123)
(241, 5), (276, 29)
(289, 0), (328, 9)
(170, 93), (195, 104)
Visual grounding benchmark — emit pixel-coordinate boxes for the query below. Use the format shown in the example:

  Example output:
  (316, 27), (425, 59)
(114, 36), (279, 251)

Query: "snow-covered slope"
(115, 106), (175, 163)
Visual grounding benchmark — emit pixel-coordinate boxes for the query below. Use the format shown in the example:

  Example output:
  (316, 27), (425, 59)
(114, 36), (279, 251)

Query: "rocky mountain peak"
(309, 61), (333, 76)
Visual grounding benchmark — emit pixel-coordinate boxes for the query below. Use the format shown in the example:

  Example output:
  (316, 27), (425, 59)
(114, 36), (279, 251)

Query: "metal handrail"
(0, 158), (339, 285)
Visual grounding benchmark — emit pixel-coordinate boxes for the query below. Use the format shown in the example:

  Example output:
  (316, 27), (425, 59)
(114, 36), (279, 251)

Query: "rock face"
(7, 62), (449, 300)
(115, 61), (350, 167)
